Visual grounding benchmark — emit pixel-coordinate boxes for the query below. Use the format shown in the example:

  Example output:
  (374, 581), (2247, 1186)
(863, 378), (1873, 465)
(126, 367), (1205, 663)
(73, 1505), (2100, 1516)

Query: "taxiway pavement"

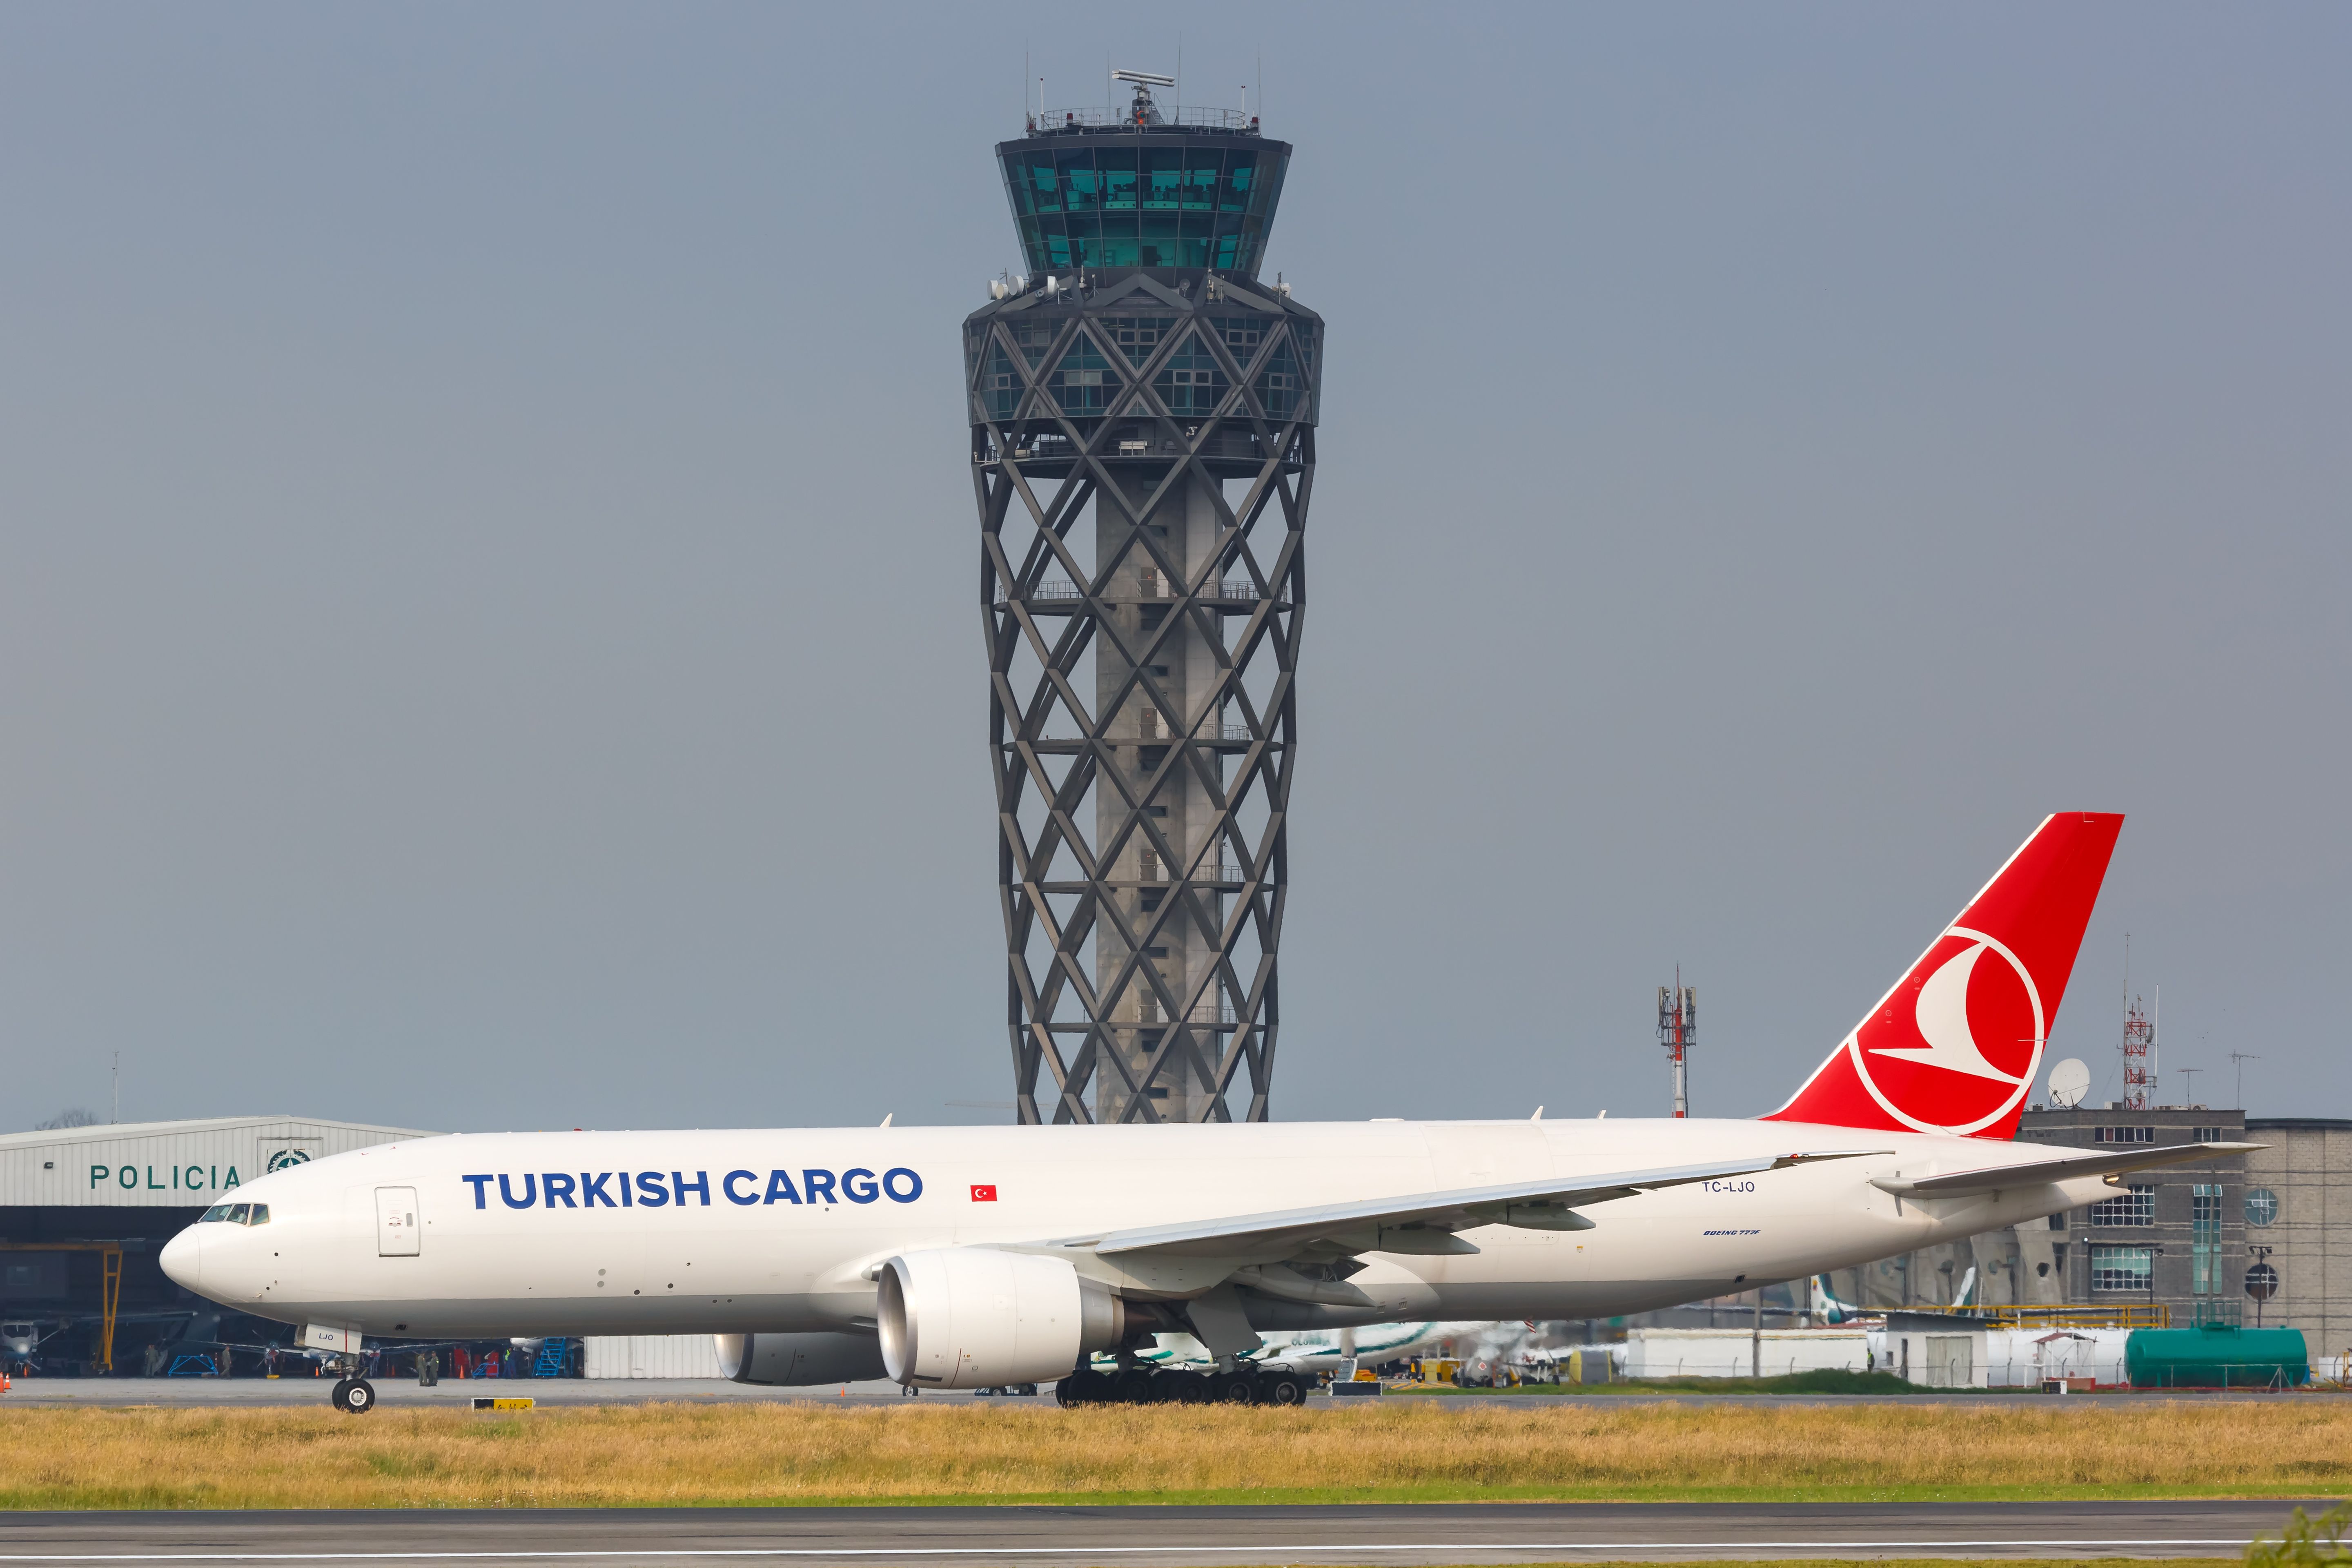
(0, 1377), (2285, 1409)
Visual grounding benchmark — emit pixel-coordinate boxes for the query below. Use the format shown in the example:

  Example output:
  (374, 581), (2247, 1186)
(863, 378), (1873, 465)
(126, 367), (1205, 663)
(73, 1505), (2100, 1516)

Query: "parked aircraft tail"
(1810, 1274), (1861, 1324)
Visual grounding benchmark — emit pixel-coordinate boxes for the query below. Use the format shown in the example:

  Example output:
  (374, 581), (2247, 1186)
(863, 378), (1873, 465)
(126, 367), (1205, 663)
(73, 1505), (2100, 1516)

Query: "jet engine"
(716, 1331), (887, 1386)
(878, 1247), (1124, 1389)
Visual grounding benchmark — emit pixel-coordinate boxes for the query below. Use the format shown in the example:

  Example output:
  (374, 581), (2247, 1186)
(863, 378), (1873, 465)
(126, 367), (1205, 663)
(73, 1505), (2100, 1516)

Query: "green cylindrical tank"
(2125, 1324), (2309, 1388)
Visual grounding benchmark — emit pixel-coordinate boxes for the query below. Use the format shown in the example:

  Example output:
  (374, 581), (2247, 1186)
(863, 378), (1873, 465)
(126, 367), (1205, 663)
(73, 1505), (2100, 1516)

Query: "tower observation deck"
(965, 76), (1321, 1124)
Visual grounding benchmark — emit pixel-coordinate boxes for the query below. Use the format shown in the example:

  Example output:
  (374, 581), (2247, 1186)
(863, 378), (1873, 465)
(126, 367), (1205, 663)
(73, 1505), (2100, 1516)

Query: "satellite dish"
(2047, 1057), (2091, 1108)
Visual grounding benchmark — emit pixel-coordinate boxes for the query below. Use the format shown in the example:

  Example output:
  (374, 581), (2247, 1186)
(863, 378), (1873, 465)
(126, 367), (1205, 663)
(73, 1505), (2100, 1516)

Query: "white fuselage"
(162, 1118), (2103, 1341)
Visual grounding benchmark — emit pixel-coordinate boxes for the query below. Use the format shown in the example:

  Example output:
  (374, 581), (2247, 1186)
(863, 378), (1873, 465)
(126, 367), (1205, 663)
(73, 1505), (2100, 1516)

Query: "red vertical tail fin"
(1763, 813), (2123, 1139)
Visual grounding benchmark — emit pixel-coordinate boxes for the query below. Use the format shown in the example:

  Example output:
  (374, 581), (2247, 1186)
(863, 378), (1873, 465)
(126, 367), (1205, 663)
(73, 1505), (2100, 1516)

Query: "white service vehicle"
(163, 812), (2250, 1412)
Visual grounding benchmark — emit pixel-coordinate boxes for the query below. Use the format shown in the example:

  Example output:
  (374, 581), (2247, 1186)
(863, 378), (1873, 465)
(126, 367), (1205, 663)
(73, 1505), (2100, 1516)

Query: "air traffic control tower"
(966, 74), (1321, 1125)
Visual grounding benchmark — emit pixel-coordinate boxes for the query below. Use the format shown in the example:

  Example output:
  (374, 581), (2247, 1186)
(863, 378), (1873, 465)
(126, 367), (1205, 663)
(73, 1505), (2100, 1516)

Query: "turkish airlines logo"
(1851, 925), (2044, 1136)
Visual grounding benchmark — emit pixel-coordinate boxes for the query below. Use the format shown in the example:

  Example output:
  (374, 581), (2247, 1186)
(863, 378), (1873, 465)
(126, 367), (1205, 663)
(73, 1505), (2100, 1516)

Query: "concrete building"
(2019, 1104), (2250, 1314)
(2241, 1118), (2352, 1364)
(0, 1116), (428, 1373)
(1819, 1106), (2352, 1362)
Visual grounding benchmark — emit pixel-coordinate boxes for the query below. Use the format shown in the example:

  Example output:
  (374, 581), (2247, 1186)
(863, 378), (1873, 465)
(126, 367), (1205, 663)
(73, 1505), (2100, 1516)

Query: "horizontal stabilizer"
(1871, 1141), (2262, 1198)
(1078, 1150), (1881, 1260)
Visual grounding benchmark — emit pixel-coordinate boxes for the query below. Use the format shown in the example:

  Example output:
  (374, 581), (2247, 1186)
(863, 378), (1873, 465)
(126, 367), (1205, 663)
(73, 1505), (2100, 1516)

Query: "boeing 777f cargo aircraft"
(163, 813), (2248, 1412)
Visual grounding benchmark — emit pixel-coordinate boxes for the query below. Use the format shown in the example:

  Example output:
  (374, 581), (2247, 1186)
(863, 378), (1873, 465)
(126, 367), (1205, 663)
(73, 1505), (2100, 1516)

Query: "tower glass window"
(1000, 138), (1290, 280)
(1047, 333), (1118, 414)
(1154, 334), (1229, 415)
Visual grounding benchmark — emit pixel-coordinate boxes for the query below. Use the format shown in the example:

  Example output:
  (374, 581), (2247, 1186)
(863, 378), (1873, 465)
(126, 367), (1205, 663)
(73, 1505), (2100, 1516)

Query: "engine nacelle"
(715, 1331), (886, 1386)
(878, 1247), (1123, 1389)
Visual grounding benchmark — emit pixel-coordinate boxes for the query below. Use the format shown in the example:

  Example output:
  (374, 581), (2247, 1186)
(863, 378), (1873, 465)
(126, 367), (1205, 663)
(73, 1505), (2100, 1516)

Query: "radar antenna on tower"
(1110, 68), (1175, 127)
(1658, 969), (1695, 1118)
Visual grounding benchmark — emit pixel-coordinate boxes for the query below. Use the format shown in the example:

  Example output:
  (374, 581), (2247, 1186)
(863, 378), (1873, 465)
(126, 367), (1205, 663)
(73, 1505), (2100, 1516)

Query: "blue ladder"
(531, 1337), (569, 1377)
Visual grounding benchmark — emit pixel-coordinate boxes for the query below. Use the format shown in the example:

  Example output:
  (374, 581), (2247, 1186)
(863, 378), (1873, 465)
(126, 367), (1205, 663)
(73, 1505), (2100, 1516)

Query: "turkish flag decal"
(970, 1184), (998, 1202)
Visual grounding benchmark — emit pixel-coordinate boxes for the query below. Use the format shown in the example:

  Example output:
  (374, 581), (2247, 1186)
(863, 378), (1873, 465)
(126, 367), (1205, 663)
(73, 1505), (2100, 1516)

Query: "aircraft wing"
(1871, 1141), (2263, 1199)
(1078, 1149), (1881, 1260)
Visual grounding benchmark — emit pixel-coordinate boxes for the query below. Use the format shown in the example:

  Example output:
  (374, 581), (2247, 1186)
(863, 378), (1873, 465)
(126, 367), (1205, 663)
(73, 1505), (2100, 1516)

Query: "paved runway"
(0, 1500), (2329, 1565)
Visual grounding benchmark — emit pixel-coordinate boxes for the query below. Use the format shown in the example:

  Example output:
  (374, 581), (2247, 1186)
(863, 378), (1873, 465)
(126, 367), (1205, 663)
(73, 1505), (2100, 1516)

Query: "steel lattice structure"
(964, 97), (1320, 1124)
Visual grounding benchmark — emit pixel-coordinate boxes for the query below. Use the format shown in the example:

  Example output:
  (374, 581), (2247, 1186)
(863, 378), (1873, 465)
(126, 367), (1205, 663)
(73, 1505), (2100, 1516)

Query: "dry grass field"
(1, 1399), (2348, 1510)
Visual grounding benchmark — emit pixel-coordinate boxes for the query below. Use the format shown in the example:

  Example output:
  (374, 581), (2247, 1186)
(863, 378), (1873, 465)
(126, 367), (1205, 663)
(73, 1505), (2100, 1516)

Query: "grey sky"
(2, 3), (2345, 1134)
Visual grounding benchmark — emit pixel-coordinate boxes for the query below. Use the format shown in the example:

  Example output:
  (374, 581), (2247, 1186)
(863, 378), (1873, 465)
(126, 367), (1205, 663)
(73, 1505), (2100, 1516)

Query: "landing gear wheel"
(1212, 1372), (1257, 1405)
(1176, 1374), (1212, 1404)
(1262, 1373), (1307, 1406)
(342, 1378), (377, 1414)
(1112, 1369), (1158, 1404)
(329, 1378), (353, 1412)
(1056, 1368), (1109, 1406)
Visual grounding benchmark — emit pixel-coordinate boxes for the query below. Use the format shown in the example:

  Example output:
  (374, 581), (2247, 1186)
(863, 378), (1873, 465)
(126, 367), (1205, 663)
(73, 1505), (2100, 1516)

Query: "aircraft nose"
(160, 1227), (202, 1291)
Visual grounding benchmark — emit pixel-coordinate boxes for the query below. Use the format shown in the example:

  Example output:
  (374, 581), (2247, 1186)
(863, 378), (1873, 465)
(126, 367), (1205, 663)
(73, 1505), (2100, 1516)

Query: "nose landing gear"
(323, 1354), (378, 1414)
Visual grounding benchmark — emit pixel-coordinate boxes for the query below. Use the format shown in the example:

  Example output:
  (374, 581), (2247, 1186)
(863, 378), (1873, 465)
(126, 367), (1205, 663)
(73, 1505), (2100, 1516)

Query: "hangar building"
(0, 1115), (428, 1374)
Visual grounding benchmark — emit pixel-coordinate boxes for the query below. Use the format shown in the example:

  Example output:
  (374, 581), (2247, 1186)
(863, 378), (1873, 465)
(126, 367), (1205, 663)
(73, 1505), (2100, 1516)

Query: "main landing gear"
(1055, 1364), (1309, 1407)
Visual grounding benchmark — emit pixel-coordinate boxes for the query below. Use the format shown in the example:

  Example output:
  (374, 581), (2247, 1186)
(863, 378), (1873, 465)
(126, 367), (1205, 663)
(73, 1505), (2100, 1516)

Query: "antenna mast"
(1658, 968), (1695, 1118)
(2230, 1050), (2259, 1110)
(2120, 938), (2156, 1109)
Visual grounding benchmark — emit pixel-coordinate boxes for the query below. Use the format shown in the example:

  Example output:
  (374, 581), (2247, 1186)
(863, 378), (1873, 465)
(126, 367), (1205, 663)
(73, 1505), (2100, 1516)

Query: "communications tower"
(966, 74), (1320, 1123)
(1658, 974), (1695, 1118)
(2121, 992), (2157, 1109)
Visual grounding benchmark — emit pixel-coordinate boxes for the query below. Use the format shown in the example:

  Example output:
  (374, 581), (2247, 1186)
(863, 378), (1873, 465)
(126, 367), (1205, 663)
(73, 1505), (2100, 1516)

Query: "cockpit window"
(246, 1204), (270, 1226)
(201, 1203), (234, 1222)
(225, 1203), (250, 1224)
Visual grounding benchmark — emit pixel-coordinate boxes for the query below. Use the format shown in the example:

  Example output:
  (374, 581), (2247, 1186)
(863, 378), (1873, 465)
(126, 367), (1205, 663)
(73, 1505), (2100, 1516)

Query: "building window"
(2193, 1127), (2229, 1143)
(1152, 332), (1229, 415)
(2245, 1187), (2279, 1227)
(1211, 316), (1265, 357)
(981, 343), (1023, 421)
(2090, 1245), (2154, 1292)
(1104, 316), (1176, 368)
(1047, 334), (1118, 414)
(1010, 321), (1058, 368)
(1254, 336), (1305, 419)
(2087, 1185), (2155, 1227)
(2192, 1183), (2223, 1295)
(2094, 1126), (2156, 1144)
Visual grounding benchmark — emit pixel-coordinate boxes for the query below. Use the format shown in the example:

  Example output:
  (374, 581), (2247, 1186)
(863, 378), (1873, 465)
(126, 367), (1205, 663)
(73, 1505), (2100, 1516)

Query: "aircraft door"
(375, 1187), (421, 1256)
